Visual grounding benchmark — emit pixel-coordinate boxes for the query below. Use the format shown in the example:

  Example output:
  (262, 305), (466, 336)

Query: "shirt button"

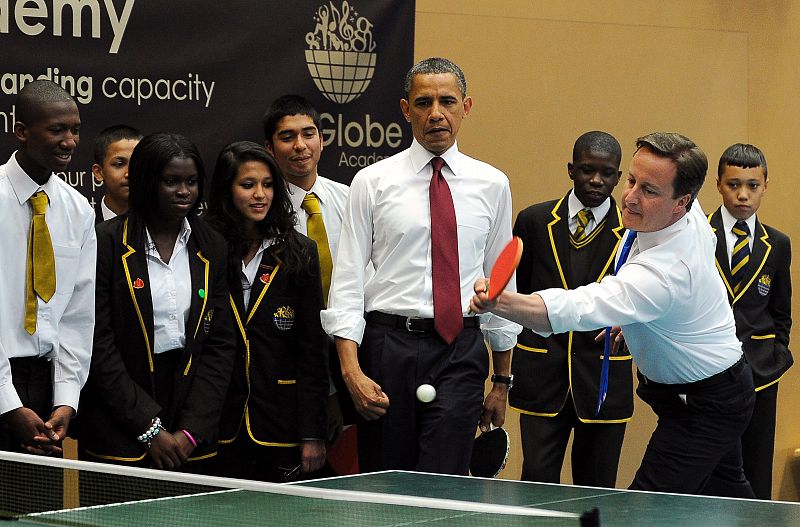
(170, 314), (177, 320)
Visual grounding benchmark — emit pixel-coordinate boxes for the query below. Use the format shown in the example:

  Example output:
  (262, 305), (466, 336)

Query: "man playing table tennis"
(471, 132), (757, 498)
(321, 57), (521, 475)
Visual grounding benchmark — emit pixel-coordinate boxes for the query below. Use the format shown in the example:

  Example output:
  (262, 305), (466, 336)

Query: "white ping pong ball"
(416, 384), (436, 403)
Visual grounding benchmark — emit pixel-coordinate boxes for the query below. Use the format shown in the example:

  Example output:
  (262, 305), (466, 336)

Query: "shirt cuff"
(52, 381), (80, 416)
(321, 308), (366, 345)
(481, 315), (522, 351)
(0, 382), (23, 415)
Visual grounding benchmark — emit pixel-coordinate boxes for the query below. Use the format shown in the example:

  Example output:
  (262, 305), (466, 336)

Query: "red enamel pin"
(133, 278), (145, 289)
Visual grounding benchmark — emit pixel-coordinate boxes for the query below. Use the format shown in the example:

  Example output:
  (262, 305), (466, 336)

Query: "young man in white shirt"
(263, 95), (352, 473)
(0, 80), (96, 456)
(471, 132), (756, 498)
(322, 58), (520, 475)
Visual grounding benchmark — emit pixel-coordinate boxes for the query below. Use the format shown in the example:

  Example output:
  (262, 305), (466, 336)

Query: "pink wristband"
(181, 429), (198, 448)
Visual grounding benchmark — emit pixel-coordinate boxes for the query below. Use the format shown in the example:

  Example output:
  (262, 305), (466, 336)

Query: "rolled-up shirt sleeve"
(538, 259), (676, 336)
(480, 180), (521, 351)
(321, 171), (373, 345)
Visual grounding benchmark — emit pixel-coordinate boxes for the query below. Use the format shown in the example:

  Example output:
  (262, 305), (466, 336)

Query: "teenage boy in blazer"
(510, 131), (633, 487)
(708, 143), (792, 500)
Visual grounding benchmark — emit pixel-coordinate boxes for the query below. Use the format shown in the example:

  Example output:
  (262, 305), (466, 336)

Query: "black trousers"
(0, 356), (63, 514)
(630, 358), (756, 498)
(520, 400), (626, 487)
(741, 382), (779, 500)
(356, 321), (488, 475)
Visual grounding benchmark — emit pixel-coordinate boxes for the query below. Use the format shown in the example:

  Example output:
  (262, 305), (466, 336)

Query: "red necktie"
(429, 157), (463, 345)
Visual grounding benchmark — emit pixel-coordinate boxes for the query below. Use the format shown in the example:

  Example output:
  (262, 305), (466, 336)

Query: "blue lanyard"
(595, 230), (637, 416)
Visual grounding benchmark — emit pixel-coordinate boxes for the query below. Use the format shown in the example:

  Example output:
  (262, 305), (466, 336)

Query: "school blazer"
(77, 213), (235, 462)
(708, 208), (793, 389)
(509, 194), (633, 422)
(218, 235), (328, 447)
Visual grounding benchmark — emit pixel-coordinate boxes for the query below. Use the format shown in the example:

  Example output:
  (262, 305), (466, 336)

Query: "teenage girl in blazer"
(205, 141), (327, 482)
(77, 133), (235, 469)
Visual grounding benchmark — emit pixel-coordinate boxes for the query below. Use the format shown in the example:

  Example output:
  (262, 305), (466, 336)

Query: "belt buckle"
(405, 317), (425, 333)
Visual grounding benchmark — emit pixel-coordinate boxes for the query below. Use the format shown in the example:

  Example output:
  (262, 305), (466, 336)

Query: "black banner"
(1, 0), (415, 210)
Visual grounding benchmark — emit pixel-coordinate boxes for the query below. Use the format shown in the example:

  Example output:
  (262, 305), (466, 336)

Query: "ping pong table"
(13, 470), (800, 526)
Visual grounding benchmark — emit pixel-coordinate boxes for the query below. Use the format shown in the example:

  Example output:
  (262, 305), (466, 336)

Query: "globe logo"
(273, 306), (296, 332)
(305, 1), (377, 104)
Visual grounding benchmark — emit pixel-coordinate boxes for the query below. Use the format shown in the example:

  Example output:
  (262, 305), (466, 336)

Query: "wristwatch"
(491, 373), (514, 389)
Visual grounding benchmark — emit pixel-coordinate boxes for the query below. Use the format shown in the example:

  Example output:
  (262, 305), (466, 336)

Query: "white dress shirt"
(718, 206), (756, 264)
(145, 219), (192, 354)
(240, 238), (276, 309)
(567, 190), (611, 237)
(322, 139), (521, 352)
(100, 196), (117, 221)
(288, 175), (349, 262)
(0, 153), (97, 414)
(539, 202), (742, 384)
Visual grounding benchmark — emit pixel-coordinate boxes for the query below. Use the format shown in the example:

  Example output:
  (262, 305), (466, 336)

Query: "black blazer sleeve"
(296, 240), (329, 439)
(88, 219), (161, 436)
(173, 224), (236, 445)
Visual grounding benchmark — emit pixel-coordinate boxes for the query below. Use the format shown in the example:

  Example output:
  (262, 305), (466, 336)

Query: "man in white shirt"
(0, 80), (96, 456)
(264, 94), (351, 472)
(471, 132), (756, 497)
(322, 58), (520, 475)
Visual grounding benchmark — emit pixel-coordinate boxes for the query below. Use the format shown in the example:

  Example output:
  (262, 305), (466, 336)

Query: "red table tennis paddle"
(487, 236), (523, 300)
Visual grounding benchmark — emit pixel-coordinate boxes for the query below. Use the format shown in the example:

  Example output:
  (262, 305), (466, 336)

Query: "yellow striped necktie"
(574, 208), (592, 241)
(25, 191), (57, 334)
(301, 192), (333, 305)
(731, 220), (751, 294)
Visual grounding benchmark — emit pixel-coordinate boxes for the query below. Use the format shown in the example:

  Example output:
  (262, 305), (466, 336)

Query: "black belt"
(366, 312), (480, 333)
(638, 356), (746, 389)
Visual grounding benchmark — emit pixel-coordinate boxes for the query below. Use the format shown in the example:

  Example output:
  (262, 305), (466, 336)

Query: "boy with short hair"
(708, 143), (793, 500)
(92, 124), (142, 222)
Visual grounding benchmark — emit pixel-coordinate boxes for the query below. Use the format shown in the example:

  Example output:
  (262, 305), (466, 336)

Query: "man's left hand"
(479, 384), (508, 433)
(301, 439), (326, 474)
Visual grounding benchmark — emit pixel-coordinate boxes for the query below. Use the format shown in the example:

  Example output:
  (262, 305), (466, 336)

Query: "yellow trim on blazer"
(751, 334), (776, 340)
(277, 379), (296, 385)
(515, 343), (547, 353)
(121, 218), (154, 373)
(246, 263), (281, 325)
(756, 372), (786, 392)
(84, 448), (147, 463)
(192, 251), (210, 339)
(219, 295), (249, 444)
(597, 354), (633, 361)
(546, 196), (569, 289)
(710, 219), (772, 305)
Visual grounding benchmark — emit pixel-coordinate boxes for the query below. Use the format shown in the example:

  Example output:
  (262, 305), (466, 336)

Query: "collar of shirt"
(241, 237), (276, 309)
(5, 152), (54, 204)
(409, 139), (463, 178)
(719, 205), (756, 236)
(288, 176), (328, 212)
(719, 205), (756, 260)
(567, 190), (611, 225)
(634, 213), (689, 255)
(100, 196), (117, 221)
(145, 217), (192, 261)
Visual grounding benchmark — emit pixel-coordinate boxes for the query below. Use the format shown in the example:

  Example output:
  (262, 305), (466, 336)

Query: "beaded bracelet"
(136, 417), (164, 446)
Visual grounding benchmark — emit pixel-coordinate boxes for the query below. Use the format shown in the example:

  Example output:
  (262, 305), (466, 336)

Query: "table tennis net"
(0, 450), (581, 526)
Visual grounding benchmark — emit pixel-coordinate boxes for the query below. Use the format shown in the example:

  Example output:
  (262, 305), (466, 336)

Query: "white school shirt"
(145, 219), (192, 354)
(321, 139), (521, 352)
(567, 190), (611, 237)
(288, 175), (349, 263)
(0, 153), (97, 414)
(718, 206), (757, 264)
(539, 202), (743, 384)
(240, 238), (276, 309)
